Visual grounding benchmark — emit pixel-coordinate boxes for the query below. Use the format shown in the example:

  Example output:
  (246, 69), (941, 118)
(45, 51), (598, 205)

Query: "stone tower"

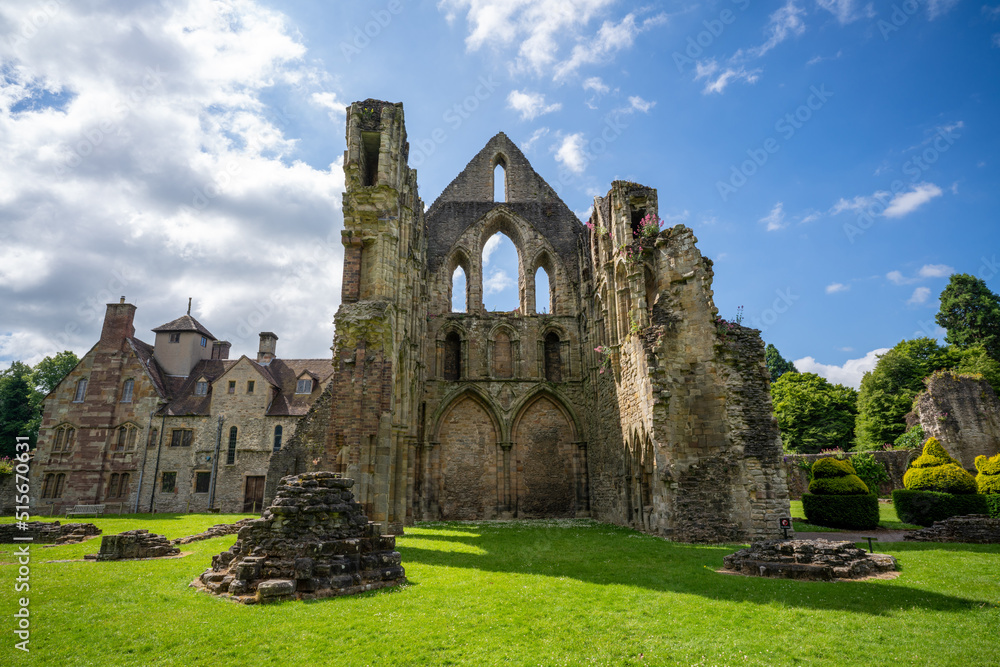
(268, 99), (790, 541)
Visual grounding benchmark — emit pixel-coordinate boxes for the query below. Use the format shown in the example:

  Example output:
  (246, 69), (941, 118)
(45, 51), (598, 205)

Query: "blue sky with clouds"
(1, 0), (997, 387)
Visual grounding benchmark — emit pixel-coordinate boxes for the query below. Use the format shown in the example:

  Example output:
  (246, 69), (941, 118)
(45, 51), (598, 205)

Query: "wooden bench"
(66, 504), (106, 518)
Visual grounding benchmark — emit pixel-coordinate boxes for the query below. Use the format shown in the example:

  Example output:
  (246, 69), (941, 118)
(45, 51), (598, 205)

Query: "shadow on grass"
(398, 521), (997, 616)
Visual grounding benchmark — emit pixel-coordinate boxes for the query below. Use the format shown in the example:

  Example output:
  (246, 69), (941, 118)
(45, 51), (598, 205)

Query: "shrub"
(849, 452), (889, 496)
(985, 494), (1000, 519)
(975, 454), (1000, 495)
(902, 437), (977, 494)
(893, 423), (925, 449)
(892, 489), (989, 526)
(812, 457), (857, 479)
(802, 493), (879, 529)
(809, 475), (870, 495)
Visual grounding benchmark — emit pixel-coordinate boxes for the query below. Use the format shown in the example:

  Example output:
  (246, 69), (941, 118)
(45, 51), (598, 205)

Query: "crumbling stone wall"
(90, 529), (179, 560)
(915, 371), (1000, 469)
(904, 514), (1000, 543)
(0, 521), (100, 544)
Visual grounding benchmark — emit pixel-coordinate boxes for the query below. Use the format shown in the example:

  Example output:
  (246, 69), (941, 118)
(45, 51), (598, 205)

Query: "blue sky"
(0, 0), (997, 387)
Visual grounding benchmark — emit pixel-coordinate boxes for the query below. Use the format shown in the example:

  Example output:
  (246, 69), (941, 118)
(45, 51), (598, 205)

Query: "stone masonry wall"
(915, 371), (1000, 470)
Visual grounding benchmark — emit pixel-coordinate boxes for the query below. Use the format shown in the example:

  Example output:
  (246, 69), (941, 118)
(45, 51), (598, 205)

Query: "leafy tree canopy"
(770, 371), (857, 453)
(765, 343), (797, 381)
(32, 350), (80, 396)
(0, 352), (80, 458)
(936, 273), (1000, 360)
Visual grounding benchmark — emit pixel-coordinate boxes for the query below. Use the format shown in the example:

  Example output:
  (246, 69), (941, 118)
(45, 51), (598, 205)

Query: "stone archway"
(512, 393), (580, 518)
(434, 393), (502, 520)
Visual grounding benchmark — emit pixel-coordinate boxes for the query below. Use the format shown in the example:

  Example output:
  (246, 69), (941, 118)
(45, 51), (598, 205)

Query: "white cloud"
(883, 183), (943, 218)
(815, 0), (874, 24)
(794, 348), (890, 389)
(918, 263), (954, 278)
(927, 0), (961, 19)
(887, 270), (911, 285)
(759, 202), (786, 231)
(838, 346), (854, 352)
(695, 60), (761, 94)
(748, 0), (806, 58)
(0, 1), (346, 364)
(826, 282), (849, 294)
(310, 91), (346, 122)
(506, 89), (561, 120)
(627, 96), (655, 113)
(439, 1), (665, 79)
(907, 286), (932, 305)
(522, 127), (549, 151)
(993, 33), (1000, 48)
(583, 77), (609, 94)
(484, 269), (513, 295)
(553, 132), (588, 173)
(482, 233), (503, 266)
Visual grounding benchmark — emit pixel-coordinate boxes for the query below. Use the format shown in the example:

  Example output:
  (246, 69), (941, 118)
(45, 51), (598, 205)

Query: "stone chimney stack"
(212, 340), (232, 360)
(257, 332), (278, 364)
(99, 297), (137, 348)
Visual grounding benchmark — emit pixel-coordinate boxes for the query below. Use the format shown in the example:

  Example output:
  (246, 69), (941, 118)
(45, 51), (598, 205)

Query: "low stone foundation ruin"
(197, 472), (406, 604)
(0, 521), (100, 544)
(722, 539), (897, 580)
(904, 514), (1000, 543)
(87, 530), (180, 561)
(172, 519), (255, 545)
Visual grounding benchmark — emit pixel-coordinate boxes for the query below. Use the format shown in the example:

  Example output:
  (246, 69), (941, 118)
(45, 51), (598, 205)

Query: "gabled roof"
(127, 337), (169, 400)
(264, 359), (335, 416)
(152, 314), (216, 340)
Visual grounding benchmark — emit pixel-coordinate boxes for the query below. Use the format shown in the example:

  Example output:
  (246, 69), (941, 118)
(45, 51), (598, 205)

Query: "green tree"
(0, 362), (37, 458)
(936, 273), (1000, 360)
(765, 343), (797, 381)
(31, 350), (80, 396)
(855, 338), (954, 450)
(952, 344), (1000, 394)
(770, 372), (858, 453)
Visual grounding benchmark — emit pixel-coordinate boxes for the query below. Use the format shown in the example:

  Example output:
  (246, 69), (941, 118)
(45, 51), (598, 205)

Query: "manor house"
(268, 99), (790, 542)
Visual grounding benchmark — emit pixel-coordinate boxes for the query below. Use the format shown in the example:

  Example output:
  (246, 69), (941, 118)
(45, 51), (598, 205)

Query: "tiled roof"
(162, 360), (234, 416)
(151, 314), (216, 340)
(127, 338), (168, 400)
(264, 359), (335, 416)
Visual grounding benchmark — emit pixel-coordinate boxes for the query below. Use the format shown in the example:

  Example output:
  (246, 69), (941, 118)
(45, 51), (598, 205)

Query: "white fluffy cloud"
(0, 1), (345, 366)
(918, 263), (954, 278)
(694, 60), (761, 95)
(506, 89), (561, 120)
(484, 270), (513, 295)
(794, 348), (889, 389)
(883, 183), (943, 218)
(553, 132), (588, 173)
(815, 0), (874, 24)
(907, 286), (932, 305)
(825, 282), (849, 294)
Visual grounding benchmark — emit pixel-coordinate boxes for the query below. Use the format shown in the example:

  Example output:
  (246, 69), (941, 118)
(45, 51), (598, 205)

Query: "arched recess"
(437, 322), (467, 381)
(544, 332), (562, 382)
(432, 390), (503, 520)
(511, 389), (583, 518)
(488, 323), (519, 379)
(615, 262), (632, 340)
(539, 322), (570, 381)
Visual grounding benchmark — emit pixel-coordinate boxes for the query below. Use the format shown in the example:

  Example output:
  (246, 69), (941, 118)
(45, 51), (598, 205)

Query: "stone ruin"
(197, 472), (406, 604)
(172, 519), (255, 545)
(904, 515), (1000, 544)
(722, 539), (898, 581)
(912, 371), (1000, 470)
(87, 529), (180, 561)
(0, 521), (100, 545)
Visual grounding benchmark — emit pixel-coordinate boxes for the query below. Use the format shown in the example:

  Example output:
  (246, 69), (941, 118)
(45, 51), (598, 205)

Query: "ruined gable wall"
(916, 371), (1000, 469)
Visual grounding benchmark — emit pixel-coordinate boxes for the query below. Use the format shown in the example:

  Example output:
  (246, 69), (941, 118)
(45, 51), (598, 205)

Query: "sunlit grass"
(1, 514), (996, 666)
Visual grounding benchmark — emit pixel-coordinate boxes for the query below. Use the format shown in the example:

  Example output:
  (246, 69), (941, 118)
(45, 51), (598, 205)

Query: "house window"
(113, 424), (138, 451)
(73, 378), (88, 402)
(169, 429), (193, 447)
(227, 426), (237, 464)
(200, 336), (207, 347)
(121, 379), (134, 403)
(295, 379), (312, 394)
(195, 471), (211, 493)
(42, 473), (66, 499)
(247, 380), (255, 394)
(52, 425), (76, 453)
(161, 472), (176, 493)
(273, 425), (283, 451)
(194, 381), (208, 396)
(169, 333), (180, 343)
(228, 381), (236, 394)
(107, 473), (130, 499)
(148, 427), (158, 448)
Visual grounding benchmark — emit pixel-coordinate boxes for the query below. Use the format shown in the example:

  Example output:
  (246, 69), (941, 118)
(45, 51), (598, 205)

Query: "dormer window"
(169, 333), (180, 343)
(296, 378), (313, 394)
(194, 381), (208, 396)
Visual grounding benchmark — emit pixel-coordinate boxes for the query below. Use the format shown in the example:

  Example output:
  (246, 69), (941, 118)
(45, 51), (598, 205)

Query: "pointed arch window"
(493, 330), (513, 378)
(494, 161), (506, 202)
(544, 332), (562, 382)
(52, 425), (76, 453)
(535, 266), (551, 314)
(113, 424), (138, 451)
(444, 332), (462, 381)
(451, 266), (467, 313)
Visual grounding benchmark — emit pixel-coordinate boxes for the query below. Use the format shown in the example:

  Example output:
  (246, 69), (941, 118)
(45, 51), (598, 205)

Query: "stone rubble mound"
(904, 514), (1000, 543)
(197, 472), (406, 604)
(87, 529), (181, 561)
(172, 519), (256, 545)
(723, 539), (897, 580)
(0, 521), (101, 544)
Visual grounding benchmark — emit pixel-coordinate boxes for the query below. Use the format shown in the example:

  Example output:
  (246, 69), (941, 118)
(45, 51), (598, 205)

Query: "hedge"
(891, 489), (989, 526)
(802, 493), (879, 530)
(985, 494), (1000, 519)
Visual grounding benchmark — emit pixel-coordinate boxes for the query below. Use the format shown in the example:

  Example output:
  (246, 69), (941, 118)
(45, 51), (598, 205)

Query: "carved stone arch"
(537, 321), (570, 382)
(487, 322), (520, 379)
(490, 151), (510, 203)
(530, 249), (558, 315)
(476, 209), (528, 312)
(436, 321), (469, 381)
(511, 389), (584, 517)
(431, 384), (507, 441)
(430, 388), (506, 519)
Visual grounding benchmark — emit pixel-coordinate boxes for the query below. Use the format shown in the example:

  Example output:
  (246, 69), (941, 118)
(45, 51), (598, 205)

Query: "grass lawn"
(790, 500), (923, 533)
(2, 514), (998, 666)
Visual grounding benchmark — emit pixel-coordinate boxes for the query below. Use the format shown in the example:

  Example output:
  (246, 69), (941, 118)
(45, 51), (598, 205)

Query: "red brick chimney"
(99, 297), (137, 348)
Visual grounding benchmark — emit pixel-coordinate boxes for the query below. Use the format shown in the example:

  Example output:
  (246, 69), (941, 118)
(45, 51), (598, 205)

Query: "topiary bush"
(985, 494), (1000, 519)
(802, 457), (878, 529)
(902, 437), (977, 494)
(975, 453), (1000, 495)
(891, 489), (989, 526)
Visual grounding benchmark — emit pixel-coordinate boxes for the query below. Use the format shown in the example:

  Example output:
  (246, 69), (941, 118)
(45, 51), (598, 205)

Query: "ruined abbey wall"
(267, 99), (789, 542)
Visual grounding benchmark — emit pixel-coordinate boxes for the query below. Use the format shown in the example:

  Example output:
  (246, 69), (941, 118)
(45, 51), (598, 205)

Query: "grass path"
(2, 515), (997, 666)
